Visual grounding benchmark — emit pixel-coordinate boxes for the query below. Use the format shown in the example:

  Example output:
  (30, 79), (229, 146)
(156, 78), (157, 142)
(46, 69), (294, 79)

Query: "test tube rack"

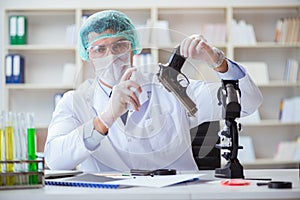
(0, 158), (44, 190)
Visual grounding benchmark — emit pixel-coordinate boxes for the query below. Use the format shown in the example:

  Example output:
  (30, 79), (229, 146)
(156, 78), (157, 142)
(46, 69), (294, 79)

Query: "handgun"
(156, 45), (198, 116)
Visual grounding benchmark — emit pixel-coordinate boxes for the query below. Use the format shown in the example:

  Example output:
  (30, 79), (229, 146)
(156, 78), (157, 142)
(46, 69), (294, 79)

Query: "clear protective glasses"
(87, 40), (131, 58)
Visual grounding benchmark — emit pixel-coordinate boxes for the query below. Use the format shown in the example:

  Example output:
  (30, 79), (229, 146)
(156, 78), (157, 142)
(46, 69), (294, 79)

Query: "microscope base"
(215, 159), (244, 179)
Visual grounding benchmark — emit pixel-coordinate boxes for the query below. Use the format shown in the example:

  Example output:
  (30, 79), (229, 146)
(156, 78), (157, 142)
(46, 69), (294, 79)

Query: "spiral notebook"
(45, 173), (122, 189)
(45, 172), (203, 189)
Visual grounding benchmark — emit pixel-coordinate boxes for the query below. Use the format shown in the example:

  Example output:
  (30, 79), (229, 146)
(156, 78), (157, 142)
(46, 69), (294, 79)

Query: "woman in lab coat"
(44, 10), (263, 172)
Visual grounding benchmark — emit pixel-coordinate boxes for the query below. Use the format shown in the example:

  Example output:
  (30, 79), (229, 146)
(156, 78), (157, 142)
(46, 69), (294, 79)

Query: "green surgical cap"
(78, 10), (140, 61)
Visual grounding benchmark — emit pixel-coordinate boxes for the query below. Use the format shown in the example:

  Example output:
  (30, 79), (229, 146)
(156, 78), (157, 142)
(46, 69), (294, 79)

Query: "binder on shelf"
(5, 55), (13, 83)
(280, 96), (300, 122)
(231, 19), (256, 45)
(17, 16), (27, 44)
(9, 15), (27, 45)
(9, 16), (17, 44)
(5, 54), (25, 84)
(284, 58), (299, 83)
(12, 55), (25, 83)
(275, 17), (300, 44)
(274, 18), (283, 42)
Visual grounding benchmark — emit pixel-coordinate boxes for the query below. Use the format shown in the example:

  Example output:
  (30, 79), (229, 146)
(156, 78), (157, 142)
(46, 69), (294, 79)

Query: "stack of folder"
(5, 54), (25, 84)
(9, 15), (27, 45)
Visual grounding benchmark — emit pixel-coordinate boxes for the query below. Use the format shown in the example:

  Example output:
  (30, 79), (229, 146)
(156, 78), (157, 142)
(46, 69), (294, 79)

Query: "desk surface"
(1, 169), (299, 200)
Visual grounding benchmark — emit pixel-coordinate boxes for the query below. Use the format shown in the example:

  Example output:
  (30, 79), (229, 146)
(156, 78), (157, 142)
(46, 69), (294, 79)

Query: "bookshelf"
(1, 0), (299, 166)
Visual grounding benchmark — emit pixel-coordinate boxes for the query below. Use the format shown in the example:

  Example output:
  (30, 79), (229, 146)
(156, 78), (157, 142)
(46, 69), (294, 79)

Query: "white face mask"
(92, 52), (131, 86)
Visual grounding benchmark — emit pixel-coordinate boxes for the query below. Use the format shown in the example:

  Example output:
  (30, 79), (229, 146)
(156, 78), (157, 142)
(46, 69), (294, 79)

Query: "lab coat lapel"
(73, 79), (97, 122)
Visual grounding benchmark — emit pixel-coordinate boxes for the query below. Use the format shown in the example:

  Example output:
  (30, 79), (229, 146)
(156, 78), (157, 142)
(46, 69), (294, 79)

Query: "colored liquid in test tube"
(0, 112), (3, 185)
(27, 113), (38, 185)
(0, 128), (2, 185)
(5, 112), (14, 185)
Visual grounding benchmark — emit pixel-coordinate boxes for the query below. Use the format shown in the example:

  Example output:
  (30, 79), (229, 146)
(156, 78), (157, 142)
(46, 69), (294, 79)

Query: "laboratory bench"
(0, 169), (299, 200)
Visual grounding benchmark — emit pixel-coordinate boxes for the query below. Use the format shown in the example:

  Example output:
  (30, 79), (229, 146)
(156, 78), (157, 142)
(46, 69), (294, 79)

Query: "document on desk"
(45, 172), (204, 188)
(108, 174), (204, 188)
(45, 169), (83, 179)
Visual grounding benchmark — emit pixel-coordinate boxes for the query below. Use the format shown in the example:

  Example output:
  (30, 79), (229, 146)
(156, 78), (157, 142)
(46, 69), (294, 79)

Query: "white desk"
(1, 169), (299, 200)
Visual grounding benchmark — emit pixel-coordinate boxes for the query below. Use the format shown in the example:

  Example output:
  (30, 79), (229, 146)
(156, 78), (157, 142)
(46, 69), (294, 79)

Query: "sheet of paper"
(108, 174), (204, 188)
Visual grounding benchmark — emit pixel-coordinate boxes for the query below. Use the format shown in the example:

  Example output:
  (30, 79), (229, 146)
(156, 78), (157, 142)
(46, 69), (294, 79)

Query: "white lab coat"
(44, 63), (263, 173)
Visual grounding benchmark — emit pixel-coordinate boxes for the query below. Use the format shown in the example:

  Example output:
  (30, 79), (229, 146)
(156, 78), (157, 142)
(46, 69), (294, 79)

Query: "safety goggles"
(87, 40), (131, 58)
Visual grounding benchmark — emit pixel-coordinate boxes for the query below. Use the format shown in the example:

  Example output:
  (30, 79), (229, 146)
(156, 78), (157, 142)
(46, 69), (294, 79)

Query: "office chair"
(190, 121), (221, 170)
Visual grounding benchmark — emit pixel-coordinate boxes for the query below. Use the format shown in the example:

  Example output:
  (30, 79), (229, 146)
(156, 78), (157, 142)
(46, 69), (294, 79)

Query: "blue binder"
(5, 54), (13, 83)
(5, 54), (25, 84)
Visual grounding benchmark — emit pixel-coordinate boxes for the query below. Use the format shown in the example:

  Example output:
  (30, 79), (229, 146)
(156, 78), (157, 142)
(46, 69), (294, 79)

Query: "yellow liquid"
(5, 126), (14, 185)
(0, 129), (2, 185)
(0, 129), (2, 171)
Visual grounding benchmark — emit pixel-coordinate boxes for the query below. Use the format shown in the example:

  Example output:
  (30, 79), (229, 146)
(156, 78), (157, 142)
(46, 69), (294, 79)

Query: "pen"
(245, 178), (272, 181)
(256, 182), (269, 186)
(95, 173), (131, 177)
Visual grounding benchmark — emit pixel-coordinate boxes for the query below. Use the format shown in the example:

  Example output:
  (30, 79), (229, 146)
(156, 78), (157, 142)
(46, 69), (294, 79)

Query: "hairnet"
(78, 10), (140, 61)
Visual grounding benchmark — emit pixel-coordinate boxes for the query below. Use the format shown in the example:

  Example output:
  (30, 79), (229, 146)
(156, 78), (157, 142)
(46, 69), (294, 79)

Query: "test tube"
(12, 112), (21, 184)
(5, 111), (14, 185)
(0, 111), (4, 185)
(17, 112), (28, 185)
(27, 113), (38, 184)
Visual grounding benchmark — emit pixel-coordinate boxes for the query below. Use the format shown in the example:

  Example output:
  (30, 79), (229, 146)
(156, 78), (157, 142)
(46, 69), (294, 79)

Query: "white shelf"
(150, 43), (227, 50)
(257, 81), (300, 87)
(5, 83), (75, 90)
(7, 44), (76, 51)
(243, 159), (299, 169)
(233, 42), (300, 48)
(242, 119), (300, 127)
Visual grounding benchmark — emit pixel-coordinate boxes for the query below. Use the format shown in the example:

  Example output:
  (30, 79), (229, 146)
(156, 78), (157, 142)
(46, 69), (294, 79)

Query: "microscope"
(214, 80), (244, 179)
